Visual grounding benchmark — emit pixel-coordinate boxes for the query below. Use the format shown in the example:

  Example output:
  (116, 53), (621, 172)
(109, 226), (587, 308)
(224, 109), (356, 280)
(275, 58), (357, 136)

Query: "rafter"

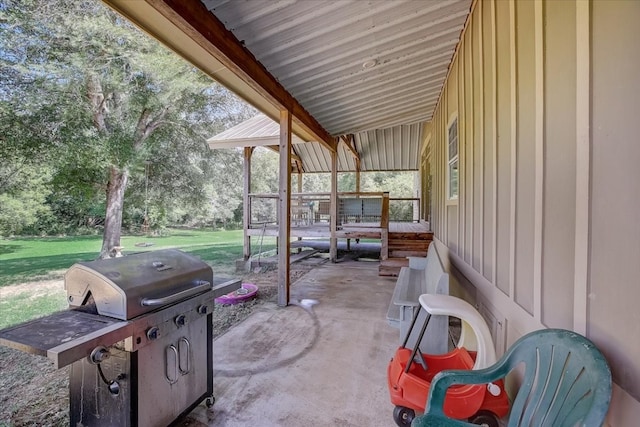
(340, 134), (361, 172)
(294, 159), (304, 173)
(340, 134), (360, 160)
(266, 145), (303, 165)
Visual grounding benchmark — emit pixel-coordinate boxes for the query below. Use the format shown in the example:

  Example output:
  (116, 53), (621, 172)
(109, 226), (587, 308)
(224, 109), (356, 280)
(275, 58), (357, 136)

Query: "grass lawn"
(0, 228), (276, 286)
(0, 228), (276, 328)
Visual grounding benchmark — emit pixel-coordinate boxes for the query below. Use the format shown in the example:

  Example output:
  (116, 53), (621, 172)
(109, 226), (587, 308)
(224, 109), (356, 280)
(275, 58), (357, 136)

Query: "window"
(447, 117), (458, 200)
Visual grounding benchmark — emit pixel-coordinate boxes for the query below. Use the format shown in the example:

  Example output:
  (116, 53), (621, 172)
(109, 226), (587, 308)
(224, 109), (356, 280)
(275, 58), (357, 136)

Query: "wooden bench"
(386, 243), (450, 354)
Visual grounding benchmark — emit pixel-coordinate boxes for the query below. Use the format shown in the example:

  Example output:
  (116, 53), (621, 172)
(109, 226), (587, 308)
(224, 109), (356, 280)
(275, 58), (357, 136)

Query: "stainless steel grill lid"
(65, 249), (213, 320)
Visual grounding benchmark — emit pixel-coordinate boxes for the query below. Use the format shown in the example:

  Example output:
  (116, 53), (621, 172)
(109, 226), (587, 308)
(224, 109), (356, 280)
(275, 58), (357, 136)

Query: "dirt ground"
(0, 261), (319, 427)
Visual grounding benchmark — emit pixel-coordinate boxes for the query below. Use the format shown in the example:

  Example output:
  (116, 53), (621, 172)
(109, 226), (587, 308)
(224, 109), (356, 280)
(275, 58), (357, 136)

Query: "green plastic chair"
(412, 328), (612, 427)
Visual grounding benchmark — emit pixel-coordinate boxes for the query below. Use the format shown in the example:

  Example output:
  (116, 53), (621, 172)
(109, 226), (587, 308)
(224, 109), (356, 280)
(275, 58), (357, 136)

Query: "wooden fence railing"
(246, 192), (419, 228)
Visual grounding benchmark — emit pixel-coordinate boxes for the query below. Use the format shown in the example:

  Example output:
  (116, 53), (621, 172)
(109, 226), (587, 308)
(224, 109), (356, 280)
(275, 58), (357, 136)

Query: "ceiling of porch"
(201, 0), (471, 136)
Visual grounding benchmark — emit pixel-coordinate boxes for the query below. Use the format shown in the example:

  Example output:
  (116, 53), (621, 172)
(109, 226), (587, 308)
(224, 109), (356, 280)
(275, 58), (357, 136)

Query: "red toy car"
(388, 294), (510, 426)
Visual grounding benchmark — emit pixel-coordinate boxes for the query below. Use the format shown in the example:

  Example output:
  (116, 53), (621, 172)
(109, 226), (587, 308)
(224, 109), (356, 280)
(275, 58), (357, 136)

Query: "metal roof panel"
(201, 0), (471, 135)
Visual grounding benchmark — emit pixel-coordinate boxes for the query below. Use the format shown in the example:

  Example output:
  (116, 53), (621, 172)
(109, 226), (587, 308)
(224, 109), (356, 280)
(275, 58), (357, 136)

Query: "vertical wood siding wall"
(423, 0), (640, 417)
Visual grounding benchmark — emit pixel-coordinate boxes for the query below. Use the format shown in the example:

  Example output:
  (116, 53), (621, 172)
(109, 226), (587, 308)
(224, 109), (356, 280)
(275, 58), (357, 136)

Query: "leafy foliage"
(0, 167), (51, 235)
(0, 0), (255, 242)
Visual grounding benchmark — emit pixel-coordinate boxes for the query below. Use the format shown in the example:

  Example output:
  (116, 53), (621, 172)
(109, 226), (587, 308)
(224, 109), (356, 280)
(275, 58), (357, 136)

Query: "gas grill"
(0, 249), (230, 426)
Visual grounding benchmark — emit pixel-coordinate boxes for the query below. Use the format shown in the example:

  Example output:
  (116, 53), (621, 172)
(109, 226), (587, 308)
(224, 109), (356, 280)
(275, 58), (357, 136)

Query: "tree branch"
(133, 106), (170, 149)
(133, 108), (151, 146)
(86, 73), (107, 132)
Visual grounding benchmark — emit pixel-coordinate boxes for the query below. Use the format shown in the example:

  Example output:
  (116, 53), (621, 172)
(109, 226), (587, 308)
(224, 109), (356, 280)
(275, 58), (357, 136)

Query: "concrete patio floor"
(185, 259), (400, 426)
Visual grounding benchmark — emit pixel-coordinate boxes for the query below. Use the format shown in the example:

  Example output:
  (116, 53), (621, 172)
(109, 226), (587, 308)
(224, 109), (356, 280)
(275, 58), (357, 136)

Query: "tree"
(0, 0), (254, 255)
(0, 56), (63, 234)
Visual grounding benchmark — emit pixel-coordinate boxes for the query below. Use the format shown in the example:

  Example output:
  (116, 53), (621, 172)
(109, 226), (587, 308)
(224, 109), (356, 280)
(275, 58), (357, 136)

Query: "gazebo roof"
(207, 114), (307, 147)
(208, 114), (423, 173)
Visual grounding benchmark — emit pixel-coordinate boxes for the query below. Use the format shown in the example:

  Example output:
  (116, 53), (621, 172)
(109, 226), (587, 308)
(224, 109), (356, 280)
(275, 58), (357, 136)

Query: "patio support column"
(278, 110), (292, 306)
(296, 171), (303, 253)
(330, 146), (338, 262)
(381, 192), (390, 260)
(243, 147), (253, 260)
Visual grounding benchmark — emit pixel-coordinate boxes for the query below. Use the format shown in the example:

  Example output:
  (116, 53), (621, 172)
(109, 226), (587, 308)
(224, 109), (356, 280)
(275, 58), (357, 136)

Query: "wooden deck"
(246, 221), (432, 276)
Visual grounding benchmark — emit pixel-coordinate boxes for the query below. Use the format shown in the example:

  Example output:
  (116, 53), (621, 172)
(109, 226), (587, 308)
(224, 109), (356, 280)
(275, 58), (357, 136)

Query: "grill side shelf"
(0, 310), (131, 369)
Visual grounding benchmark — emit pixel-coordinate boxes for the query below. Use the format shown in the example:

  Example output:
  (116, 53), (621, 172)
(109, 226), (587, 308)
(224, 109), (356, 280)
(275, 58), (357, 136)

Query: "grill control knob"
(174, 314), (187, 327)
(108, 380), (121, 396)
(197, 305), (208, 315)
(146, 326), (160, 341)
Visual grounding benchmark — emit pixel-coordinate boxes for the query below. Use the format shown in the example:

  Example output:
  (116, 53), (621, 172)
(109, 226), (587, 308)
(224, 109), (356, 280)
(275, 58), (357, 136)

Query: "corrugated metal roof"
(208, 113), (306, 148)
(355, 123), (423, 171)
(208, 114), (422, 172)
(201, 0), (471, 135)
(212, 113), (275, 140)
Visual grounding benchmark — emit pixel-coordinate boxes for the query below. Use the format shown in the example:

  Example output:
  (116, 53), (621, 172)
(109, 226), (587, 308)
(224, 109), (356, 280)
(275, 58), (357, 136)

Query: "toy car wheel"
(393, 406), (415, 426)
(205, 396), (215, 408)
(468, 410), (500, 427)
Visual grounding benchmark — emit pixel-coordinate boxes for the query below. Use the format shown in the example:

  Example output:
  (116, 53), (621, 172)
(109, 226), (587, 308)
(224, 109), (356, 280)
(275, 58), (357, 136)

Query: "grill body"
(68, 291), (213, 427)
(0, 249), (227, 427)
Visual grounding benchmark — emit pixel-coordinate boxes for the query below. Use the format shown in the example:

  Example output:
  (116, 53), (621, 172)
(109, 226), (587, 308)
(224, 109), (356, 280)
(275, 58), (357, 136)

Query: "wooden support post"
(413, 171), (420, 222)
(380, 192), (390, 260)
(243, 147), (253, 260)
(278, 110), (292, 307)
(352, 134), (361, 193)
(297, 172), (303, 253)
(330, 148), (338, 262)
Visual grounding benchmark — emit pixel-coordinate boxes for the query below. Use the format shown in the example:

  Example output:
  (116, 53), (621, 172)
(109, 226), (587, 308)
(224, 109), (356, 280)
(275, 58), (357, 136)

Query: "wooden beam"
(278, 110), (292, 307)
(296, 171), (303, 252)
(243, 147), (253, 260)
(329, 149), (338, 262)
(265, 145), (302, 164)
(152, 0), (336, 152)
(348, 134), (362, 176)
(292, 152), (302, 163)
(351, 135), (361, 191)
(297, 173), (303, 193)
(340, 134), (360, 161)
(380, 192), (390, 260)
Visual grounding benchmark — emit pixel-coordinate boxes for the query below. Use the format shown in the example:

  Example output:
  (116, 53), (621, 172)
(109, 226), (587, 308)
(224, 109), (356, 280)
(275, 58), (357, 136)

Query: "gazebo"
(208, 113), (432, 277)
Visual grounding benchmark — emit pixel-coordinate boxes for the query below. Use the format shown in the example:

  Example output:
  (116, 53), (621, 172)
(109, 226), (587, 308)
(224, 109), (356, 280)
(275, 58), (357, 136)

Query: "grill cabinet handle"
(166, 345), (179, 384)
(178, 337), (191, 375)
(141, 280), (212, 307)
